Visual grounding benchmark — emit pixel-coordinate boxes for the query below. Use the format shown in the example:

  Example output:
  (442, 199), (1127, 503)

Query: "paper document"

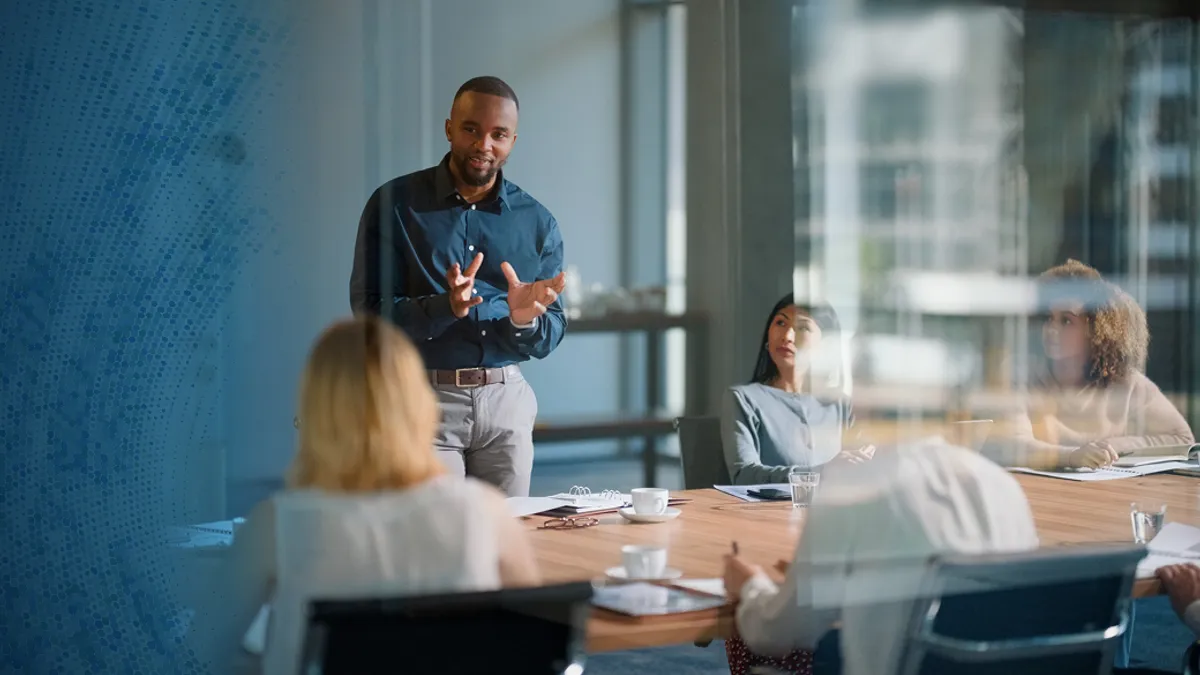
(165, 520), (235, 548)
(506, 497), (564, 518)
(1136, 522), (1200, 579)
(714, 484), (791, 503)
(1010, 461), (1193, 482)
(672, 578), (726, 598)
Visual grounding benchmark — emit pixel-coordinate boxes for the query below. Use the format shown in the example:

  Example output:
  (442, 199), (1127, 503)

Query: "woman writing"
(986, 260), (1193, 469)
(723, 442), (1040, 675)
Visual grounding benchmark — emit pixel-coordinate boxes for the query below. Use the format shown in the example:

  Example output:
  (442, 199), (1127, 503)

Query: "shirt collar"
(435, 153), (509, 209)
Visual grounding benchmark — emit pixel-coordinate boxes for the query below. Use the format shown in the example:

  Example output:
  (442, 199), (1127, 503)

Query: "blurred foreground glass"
(789, 468), (821, 508)
(1130, 501), (1167, 544)
(791, 2), (1199, 442)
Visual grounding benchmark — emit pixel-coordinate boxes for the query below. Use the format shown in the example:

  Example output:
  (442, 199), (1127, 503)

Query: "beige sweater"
(988, 369), (1195, 469)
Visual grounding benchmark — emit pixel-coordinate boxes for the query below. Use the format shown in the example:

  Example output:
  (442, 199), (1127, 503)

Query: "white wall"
(223, 0), (624, 495)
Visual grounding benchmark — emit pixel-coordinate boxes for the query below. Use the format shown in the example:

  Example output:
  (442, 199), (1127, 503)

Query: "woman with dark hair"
(722, 293), (871, 486)
(986, 259), (1194, 470)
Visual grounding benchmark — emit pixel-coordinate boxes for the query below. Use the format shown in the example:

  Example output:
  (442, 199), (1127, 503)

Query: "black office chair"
(675, 415), (728, 650)
(675, 416), (730, 489)
(1185, 641), (1200, 675)
(299, 581), (593, 674)
(895, 544), (1147, 675)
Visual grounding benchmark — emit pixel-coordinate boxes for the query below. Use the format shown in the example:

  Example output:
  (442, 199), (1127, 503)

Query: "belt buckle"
(454, 368), (482, 389)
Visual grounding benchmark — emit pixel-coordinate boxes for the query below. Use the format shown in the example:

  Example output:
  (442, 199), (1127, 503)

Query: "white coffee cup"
(631, 487), (669, 515)
(622, 544), (668, 579)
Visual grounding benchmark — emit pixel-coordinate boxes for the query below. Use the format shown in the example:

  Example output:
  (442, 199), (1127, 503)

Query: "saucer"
(605, 565), (683, 582)
(618, 507), (682, 524)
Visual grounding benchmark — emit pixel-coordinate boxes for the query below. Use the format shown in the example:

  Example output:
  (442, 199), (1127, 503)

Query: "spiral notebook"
(535, 486), (689, 517)
(544, 486), (631, 515)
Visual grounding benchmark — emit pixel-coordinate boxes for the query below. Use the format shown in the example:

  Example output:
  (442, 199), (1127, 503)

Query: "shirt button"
(472, 288), (478, 295)
(468, 245), (475, 251)
(470, 204), (476, 211)
(481, 330), (487, 336)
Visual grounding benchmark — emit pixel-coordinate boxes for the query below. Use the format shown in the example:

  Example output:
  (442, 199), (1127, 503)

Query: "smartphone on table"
(746, 488), (791, 501)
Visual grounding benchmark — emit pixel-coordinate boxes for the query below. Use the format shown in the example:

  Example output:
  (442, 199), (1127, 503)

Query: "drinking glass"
(1130, 501), (1167, 544)
(788, 468), (820, 509)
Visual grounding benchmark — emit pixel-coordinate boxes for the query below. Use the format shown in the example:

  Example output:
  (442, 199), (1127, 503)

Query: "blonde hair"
(287, 316), (444, 492)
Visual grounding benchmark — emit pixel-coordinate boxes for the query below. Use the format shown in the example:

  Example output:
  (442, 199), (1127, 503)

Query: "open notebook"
(546, 487), (630, 514)
(1010, 461), (1193, 482)
(508, 486), (690, 518)
(1137, 522), (1200, 579)
(1113, 443), (1200, 467)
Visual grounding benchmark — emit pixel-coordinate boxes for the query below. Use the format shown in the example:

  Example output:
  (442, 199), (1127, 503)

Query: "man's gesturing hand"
(501, 262), (566, 326)
(447, 253), (484, 318)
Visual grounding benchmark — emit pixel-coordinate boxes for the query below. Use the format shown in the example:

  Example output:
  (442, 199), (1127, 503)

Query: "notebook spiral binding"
(566, 486), (623, 501)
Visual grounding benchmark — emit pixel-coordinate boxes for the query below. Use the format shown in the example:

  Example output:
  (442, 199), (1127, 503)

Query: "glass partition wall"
(791, 1), (1200, 436)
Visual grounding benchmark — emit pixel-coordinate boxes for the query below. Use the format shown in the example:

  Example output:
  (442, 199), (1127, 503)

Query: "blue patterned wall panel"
(1, 1), (290, 671)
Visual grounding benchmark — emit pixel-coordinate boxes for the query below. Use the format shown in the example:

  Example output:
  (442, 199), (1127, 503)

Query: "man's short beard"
(456, 154), (499, 187)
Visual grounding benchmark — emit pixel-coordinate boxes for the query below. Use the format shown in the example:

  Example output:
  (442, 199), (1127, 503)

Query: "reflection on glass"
(792, 3), (1197, 446)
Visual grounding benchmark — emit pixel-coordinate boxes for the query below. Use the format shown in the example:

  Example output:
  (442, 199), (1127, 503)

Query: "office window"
(1154, 176), (1191, 223)
(859, 161), (932, 220)
(792, 3), (1199, 427)
(1157, 95), (1191, 145)
(858, 80), (930, 147)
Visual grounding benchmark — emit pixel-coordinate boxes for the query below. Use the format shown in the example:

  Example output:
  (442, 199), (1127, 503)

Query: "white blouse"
(192, 476), (504, 675)
(735, 441), (1040, 675)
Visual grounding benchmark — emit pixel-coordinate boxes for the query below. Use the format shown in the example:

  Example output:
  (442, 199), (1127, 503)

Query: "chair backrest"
(300, 581), (594, 675)
(897, 543), (1146, 675)
(675, 416), (730, 489)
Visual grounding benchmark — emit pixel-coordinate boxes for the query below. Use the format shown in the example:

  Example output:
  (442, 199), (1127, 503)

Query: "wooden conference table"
(524, 473), (1200, 653)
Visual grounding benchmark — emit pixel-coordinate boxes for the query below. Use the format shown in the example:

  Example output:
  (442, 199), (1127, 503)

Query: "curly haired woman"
(987, 259), (1194, 470)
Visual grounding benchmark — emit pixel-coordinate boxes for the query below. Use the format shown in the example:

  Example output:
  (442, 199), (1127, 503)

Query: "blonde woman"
(190, 317), (540, 674)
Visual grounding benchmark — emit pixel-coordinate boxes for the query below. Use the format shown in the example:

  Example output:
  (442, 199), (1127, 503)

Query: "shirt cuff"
(509, 316), (538, 333)
(414, 293), (456, 321)
(740, 571), (779, 603)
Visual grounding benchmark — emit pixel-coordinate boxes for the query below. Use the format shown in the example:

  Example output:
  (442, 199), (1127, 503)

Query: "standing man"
(350, 76), (566, 497)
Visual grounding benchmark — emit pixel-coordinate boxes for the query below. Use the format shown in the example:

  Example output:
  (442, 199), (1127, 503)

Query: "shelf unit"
(532, 311), (708, 487)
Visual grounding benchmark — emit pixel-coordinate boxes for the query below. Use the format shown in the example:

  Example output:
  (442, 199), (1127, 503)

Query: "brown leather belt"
(429, 367), (508, 388)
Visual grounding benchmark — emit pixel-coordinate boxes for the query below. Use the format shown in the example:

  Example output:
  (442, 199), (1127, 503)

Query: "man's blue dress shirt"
(350, 154), (567, 370)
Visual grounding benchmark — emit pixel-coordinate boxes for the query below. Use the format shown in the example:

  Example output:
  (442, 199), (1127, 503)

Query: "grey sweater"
(722, 383), (853, 484)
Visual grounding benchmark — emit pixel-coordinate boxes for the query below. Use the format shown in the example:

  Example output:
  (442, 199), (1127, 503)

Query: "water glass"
(788, 469), (820, 509)
(1130, 501), (1166, 544)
